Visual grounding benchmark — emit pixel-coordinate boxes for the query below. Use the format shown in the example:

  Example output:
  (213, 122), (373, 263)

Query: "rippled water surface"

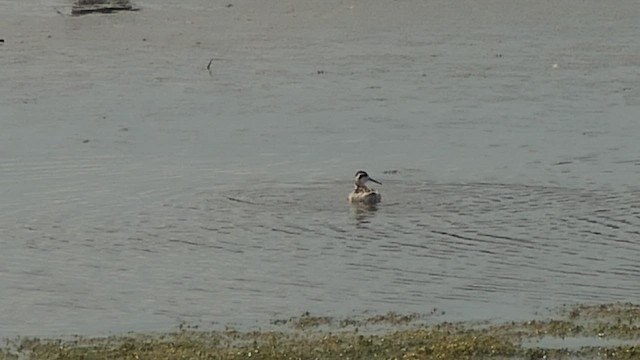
(1, 0), (640, 339)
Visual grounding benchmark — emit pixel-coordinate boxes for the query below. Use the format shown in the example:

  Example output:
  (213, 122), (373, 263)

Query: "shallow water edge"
(2, 303), (639, 360)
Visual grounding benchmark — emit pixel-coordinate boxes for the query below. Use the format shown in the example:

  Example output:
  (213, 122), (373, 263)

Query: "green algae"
(5, 303), (640, 360)
(274, 310), (435, 330)
(0, 350), (18, 360)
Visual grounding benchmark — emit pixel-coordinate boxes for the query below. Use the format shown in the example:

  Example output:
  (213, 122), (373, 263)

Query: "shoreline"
(2, 303), (639, 360)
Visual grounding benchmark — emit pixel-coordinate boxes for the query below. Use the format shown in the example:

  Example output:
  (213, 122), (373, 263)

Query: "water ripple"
(2, 179), (640, 338)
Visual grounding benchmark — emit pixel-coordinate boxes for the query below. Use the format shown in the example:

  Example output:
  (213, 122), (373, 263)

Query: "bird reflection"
(350, 202), (379, 224)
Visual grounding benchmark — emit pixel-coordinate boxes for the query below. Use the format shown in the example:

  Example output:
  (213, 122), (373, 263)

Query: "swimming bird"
(348, 170), (382, 205)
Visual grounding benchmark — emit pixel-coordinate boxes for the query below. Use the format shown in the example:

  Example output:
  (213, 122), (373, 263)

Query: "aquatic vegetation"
(0, 350), (17, 360)
(4, 303), (640, 360)
(274, 311), (429, 330)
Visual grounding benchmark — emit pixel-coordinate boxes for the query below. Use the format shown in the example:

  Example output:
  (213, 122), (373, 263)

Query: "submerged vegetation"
(3, 303), (640, 360)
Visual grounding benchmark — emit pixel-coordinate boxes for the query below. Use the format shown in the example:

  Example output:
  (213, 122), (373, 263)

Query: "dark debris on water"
(71, 0), (138, 15)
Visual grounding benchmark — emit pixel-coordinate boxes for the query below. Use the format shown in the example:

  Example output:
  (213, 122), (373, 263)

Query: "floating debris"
(207, 58), (214, 76)
(71, 0), (138, 15)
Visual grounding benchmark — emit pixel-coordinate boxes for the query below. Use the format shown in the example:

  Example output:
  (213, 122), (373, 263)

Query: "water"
(1, 0), (640, 339)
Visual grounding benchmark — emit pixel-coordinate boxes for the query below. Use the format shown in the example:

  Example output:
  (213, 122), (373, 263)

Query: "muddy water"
(1, 0), (640, 339)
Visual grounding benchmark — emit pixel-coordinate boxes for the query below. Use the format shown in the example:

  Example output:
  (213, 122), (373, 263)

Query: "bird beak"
(369, 177), (382, 185)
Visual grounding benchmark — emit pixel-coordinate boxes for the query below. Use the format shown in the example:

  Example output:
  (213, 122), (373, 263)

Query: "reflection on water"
(350, 203), (379, 224)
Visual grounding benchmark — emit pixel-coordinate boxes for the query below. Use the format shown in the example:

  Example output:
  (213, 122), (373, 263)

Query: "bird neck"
(354, 184), (370, 192)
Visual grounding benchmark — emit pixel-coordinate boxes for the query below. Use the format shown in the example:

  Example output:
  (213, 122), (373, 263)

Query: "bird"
(348, 170), (382, 205)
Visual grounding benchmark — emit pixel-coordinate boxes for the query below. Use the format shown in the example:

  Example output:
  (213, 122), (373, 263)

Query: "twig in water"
(206, 58), (214, 76)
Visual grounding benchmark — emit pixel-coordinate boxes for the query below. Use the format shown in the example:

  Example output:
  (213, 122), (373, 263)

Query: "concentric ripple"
(2, 178), (640, 338)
